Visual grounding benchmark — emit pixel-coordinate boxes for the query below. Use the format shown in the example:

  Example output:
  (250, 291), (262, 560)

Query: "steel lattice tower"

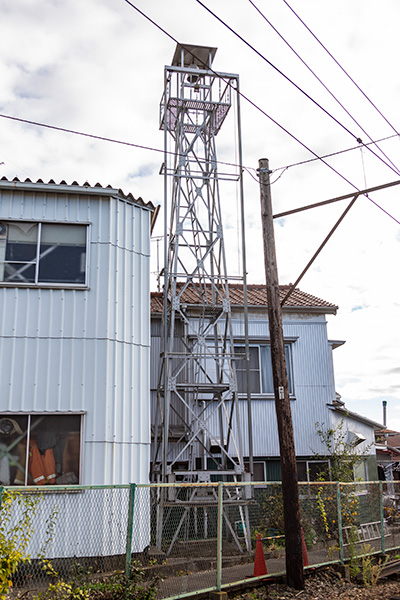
(153, 45), (252, 544)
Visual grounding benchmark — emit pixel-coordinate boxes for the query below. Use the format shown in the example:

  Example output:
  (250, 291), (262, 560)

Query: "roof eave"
(236, 304), (338, 315)
(329, 405), (385, 429)
(0, 178), (156, 212)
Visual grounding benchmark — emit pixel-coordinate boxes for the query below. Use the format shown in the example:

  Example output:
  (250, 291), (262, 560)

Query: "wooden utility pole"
(258, 158), (305, 590)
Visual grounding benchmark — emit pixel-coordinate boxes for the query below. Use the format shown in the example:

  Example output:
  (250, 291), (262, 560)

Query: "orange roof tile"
(151, 284), (337, 314)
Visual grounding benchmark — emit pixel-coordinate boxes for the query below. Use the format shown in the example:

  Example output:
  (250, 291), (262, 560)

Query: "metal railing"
(2, 480), (400, 599)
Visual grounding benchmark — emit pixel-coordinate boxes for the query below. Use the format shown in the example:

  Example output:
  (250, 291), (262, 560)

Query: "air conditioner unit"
(347, 431), (366, 446)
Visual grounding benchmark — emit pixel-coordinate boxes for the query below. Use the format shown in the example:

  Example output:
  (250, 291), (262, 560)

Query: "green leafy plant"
(347, 525), (361, 579)
(314, 419), (371, 483)
(0, 489), (43, 599)
(33, 562), (159, 600)
(256, 485), (285, 538)
(360, 544), (388, 587)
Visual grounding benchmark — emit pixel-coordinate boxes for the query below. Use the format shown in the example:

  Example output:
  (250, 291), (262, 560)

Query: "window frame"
(0, 412), (84, 486)
(0, 220), (90, 289)
(234, 340), (295, 397)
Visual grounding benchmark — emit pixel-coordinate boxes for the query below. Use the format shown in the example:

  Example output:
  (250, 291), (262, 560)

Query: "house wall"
(150, 307), (339, 465)
(230, 311), (337, 457)
(0, 186), (152, 485)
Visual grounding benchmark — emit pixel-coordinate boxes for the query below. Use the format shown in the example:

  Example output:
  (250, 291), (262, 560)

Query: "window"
(0, 414), (81, 486)
(0, 221), (87, 286)
(234, 344), (293, 395)
(297, 460), (330, 482)
(245, 460), (266, 482)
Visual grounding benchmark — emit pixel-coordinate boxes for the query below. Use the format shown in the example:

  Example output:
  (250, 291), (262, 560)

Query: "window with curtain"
(234, 344), (293, 395)
(0, 221), (87, 286)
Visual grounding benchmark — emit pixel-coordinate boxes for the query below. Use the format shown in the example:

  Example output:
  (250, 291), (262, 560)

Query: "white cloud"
(0, 0), (399, 427)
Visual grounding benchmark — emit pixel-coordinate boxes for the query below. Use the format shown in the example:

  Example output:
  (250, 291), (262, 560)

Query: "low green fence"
(2, 481), (400, 599)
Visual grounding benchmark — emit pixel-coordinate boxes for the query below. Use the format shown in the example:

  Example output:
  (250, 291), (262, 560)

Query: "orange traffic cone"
(301, 528), (309, 567)
(253, 533), (268, 576)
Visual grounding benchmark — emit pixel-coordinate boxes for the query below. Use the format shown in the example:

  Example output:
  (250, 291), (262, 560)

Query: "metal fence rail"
(2, 481), (400, 599)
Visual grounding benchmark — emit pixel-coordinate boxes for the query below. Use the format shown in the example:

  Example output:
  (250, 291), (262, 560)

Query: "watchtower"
(153, 43), (252, 553)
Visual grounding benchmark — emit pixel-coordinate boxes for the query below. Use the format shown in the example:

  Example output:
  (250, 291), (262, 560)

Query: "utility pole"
(258, 158), (305, 590)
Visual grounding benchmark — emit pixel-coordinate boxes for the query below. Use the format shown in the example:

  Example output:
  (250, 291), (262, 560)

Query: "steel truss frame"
(153, 44), (252, 552)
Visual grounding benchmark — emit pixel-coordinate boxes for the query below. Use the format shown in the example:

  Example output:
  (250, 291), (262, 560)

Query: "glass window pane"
(7, 222), (38, 243)
(39, 224), (86, 284)
(253, 462), (265, 482)
(0, 415), (29, 485)
(285, 345), (293, 395)
(41, 224), (86, 245)
(234, 346), (261, 393)
(308, 461), (329, 482)
(0, 222), (38, 283)
(260, 345), (274, 393)
(29, 415), (81, 485)
(297, 461), (307, 482)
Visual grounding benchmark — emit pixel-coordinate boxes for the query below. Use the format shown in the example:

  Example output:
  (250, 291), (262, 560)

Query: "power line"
(0, 112), (254, 177)
(121, 1), (361, 192)
(271, 133), (400, 173)
(3, 111), (400, 188)
(248, 0), (400, 176)
(282, 0), (400, 138)
(195, 0), (400, 179)
(121, 1), (400, 226)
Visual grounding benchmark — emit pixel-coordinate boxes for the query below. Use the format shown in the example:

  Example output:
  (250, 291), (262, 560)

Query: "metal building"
(0, 178), (156, 487)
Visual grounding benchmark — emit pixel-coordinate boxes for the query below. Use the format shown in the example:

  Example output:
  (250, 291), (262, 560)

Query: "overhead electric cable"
(1, 3), (396, 222)
(121, 0), (400, 225)
(121, 1), (361, 192)
(248, 0), (400, 176)
(195, 0), (400, 178)
(272, 133), (400, 173)
(0, 112), (252, 177)
(282, 0), (400, 138)
(1, 110), (398, 185)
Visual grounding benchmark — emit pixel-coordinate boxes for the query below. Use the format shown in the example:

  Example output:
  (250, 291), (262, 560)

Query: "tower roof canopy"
(171, 43), (217, 68)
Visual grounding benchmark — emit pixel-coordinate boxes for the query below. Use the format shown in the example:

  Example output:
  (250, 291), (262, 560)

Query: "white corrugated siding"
(0, 188), (152, 485)
(151, 310), (340, 460)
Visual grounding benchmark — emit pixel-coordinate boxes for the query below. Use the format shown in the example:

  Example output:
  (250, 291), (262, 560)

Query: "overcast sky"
(1, 0), (399, 430)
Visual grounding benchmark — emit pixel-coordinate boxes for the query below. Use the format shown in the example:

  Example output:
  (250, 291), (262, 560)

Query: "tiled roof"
(0, 176), (156, 211)
(151, 284), (337, 314)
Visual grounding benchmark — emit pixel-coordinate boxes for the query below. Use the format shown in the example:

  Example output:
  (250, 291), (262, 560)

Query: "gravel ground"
(235, 566), (400, 600)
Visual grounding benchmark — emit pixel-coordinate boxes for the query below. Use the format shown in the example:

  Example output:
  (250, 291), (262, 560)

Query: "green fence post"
(0, 486), (4, 507)
(337, 482), (344, 564)
(125, 483), (136, 579)
(217, 482), (223, 591)
(379, 481), (386, 554)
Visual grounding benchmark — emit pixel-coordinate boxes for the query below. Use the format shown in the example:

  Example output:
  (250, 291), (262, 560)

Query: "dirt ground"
(235, 566), (400, 600)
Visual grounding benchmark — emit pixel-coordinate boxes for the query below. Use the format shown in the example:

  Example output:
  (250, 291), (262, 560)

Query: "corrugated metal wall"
(150, 309), (339, 461)
(0, 187), (152, 484)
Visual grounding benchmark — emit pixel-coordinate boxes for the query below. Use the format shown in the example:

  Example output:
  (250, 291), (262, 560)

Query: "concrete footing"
(209, 592), (229, 600)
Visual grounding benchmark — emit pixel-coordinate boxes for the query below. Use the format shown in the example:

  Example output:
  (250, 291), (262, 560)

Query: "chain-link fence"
(2, 481), (399, 599)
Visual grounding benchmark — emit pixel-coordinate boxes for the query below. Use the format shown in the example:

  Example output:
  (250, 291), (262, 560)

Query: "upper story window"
(0, 221), (87, 286)
(234, 344), (293, 396)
